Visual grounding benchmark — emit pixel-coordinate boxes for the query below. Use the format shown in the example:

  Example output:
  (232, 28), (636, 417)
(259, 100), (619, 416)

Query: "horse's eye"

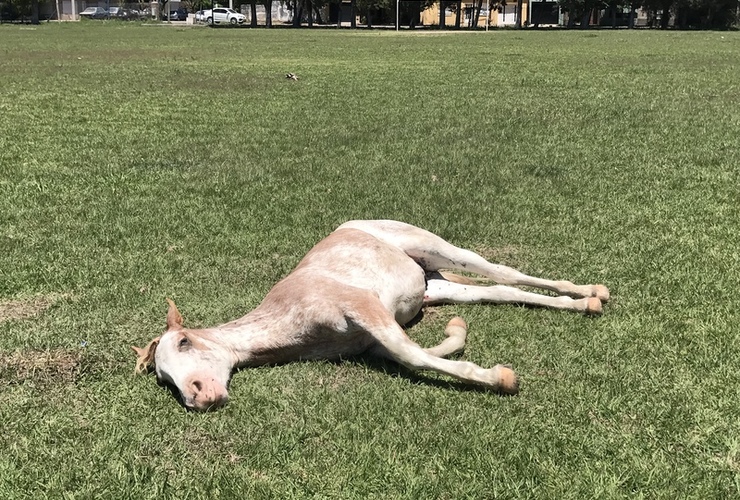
(178, 337), (190, 349)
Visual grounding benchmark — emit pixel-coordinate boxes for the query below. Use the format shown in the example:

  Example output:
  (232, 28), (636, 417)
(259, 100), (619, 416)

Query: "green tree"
(2, 0), (43, 22)
(356, 0), (390, 26)
(641, 0), (674, 27)
(674, 0), (737, 27)
(287, 0), (330, 26)
(558, 0), (606, 26)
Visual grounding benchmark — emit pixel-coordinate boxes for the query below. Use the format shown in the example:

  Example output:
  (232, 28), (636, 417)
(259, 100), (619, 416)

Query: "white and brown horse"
(133, 220), (609, 411)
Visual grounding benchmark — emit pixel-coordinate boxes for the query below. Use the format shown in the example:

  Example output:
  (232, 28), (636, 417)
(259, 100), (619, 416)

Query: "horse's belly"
(376, 264), (426, 326)
(295, 228), (427, 325)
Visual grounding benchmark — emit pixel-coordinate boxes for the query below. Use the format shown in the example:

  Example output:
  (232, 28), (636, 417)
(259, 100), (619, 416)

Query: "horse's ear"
(166, 298), (183, 330)
(132, 337), (160, 375)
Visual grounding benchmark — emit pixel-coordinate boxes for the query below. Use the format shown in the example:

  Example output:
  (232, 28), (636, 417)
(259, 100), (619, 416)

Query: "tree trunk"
(660, 5), (670, 28)
(454, 0), (461, 27)
(31, 0), (40, 23)
(292, 0), (303, 26)
(676, 6), (686, 28)
(628, 4), (635, 28)
(439, 0), (445, 28)
(350, 0), (356, 27)
(265, 0), (272, 27)
(567, 12), (576, 27)
(307, 0), (313, 26)
(250, 0), (257, 26)
(580, 8), (590, 28)
(705, 5), (713, 28)
(472, 0), (482, 27)
(516, 0), (523, 27)
(611, 4), (616, 27)
(660, 8), (671, 30)
(367, 7), (372, 27)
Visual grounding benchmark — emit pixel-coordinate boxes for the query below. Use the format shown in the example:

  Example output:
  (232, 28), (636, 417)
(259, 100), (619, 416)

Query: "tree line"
(558, 0), (738, 28)
(1, 0), (737, 28)
(187, 0), (738, 28)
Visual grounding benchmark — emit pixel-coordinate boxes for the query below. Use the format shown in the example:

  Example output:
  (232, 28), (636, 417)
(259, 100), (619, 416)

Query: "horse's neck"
(211, 307), (301, 368)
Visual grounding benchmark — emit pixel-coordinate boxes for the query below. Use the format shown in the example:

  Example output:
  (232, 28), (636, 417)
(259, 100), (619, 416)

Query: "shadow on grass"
(153, 353), (515, 413)
(148, 307), (531, 411)
(328, 355), (519, 396)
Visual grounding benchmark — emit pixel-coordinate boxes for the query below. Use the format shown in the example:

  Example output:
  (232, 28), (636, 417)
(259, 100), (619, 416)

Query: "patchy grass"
(1, 24), (740, 498)
(0, 348), (82, 385)
(0, 295), (58, 322)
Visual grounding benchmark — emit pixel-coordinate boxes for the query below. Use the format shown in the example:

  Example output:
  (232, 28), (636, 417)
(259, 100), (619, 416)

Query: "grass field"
(1, 23), (740, 498)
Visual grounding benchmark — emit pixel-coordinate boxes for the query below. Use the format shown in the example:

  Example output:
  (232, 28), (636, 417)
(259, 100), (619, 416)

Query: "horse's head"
(132, 299), (232, 411)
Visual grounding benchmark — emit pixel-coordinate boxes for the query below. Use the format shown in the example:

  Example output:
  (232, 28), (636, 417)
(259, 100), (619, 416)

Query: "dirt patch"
(0, 295), (60, 323)
(0, 349), (83, 387)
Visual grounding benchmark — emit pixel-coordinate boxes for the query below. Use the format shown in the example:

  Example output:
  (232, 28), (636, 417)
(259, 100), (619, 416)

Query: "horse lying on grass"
(133, 220), (609, 411)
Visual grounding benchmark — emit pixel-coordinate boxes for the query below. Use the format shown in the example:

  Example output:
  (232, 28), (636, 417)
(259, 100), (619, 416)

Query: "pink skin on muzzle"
(181, 373), (229, 411)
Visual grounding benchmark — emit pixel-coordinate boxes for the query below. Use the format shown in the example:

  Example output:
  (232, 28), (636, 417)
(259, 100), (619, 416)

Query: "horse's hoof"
(586, 297), (603, 315)
(593, 284), (610, 303)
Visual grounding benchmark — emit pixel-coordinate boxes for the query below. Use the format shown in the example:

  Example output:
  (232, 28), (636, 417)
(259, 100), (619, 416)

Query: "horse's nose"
(187, 379), (229, 411)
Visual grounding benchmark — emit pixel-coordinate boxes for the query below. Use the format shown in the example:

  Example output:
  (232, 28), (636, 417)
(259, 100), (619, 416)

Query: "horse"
(132, 220), (608, 411)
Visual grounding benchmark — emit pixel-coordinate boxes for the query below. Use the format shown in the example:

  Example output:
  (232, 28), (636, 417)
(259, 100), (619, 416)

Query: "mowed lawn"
(1, 23), (740, 498)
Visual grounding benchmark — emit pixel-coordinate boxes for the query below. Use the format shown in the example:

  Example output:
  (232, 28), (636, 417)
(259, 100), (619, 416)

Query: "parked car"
(79, 7), (108, 19)
(202, 8), (246, 25)
(108, 6), (122, 17)
(194, 10), (205, 22)
(123, 8), (141, 19)
(161, 7), (187, 20)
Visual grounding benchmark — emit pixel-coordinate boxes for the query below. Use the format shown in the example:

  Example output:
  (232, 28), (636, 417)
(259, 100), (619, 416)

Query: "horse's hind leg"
(338, 220), (609, 302)
(416, 242), (609, 302)
(424, 274), (603, 315)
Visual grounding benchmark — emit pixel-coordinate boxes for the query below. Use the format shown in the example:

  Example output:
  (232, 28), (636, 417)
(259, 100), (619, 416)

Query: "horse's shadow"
(160, 310), (515, 411)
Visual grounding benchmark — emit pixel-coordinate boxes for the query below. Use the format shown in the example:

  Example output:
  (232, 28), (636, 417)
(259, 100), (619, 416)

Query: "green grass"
(2, 24), (740, 498)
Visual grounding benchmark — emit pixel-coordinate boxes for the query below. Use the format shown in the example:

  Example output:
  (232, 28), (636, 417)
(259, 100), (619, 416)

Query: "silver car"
(79, 7), (108, 19)
(202, 7), (246, 25)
